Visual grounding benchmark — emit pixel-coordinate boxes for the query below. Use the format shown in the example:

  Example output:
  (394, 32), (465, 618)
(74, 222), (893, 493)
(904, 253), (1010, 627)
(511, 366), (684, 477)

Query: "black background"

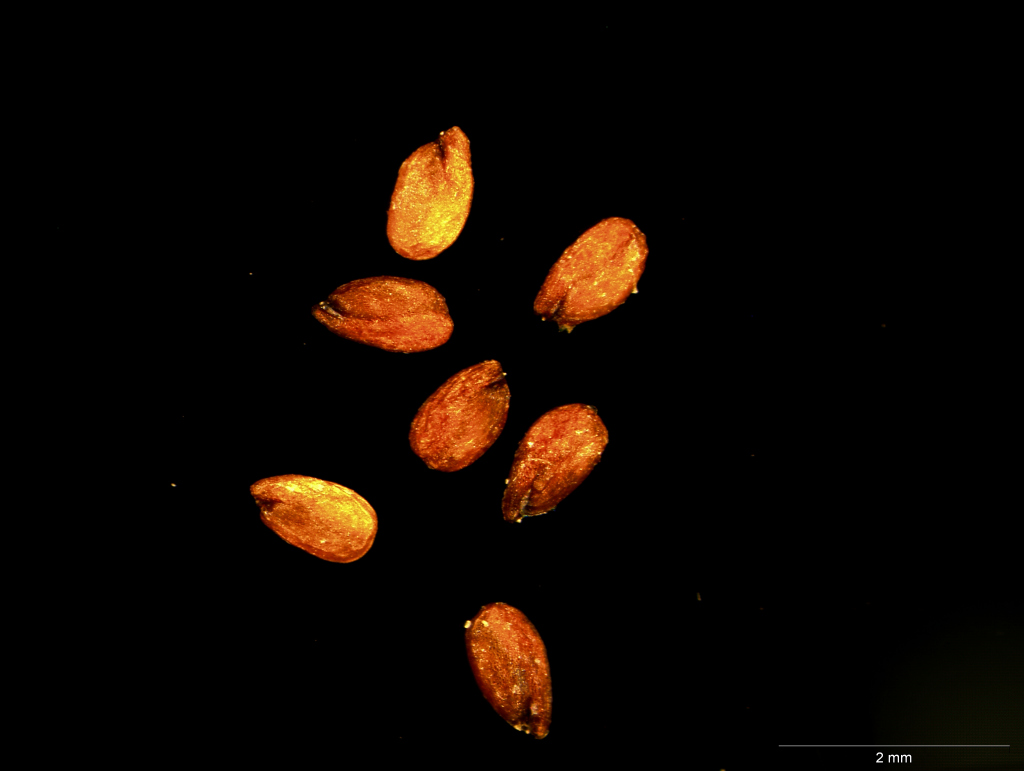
(52, 20), (1020, 768)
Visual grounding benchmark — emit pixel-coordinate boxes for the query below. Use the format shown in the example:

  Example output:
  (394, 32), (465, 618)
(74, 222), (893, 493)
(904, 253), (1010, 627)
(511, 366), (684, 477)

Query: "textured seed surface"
(501, 403), (608, 522)
(465, 602), (552, 739)
(250, 474), (377, 563)
(312, 276), (453, 353)
(387, 126), (473, 261)
(534, 217), (649, 332)
(409, 360), (510, 472)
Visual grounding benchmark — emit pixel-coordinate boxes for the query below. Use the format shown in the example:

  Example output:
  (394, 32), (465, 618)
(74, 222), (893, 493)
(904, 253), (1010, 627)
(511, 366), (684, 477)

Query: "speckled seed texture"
(387, 126), (473, 261)
(501, 403), (609, 522)
(409, 360), (510, 472)
(466, 602), (552, 739)
(311, 276), (453, 353)
(250, 474), (378, 563)
(534, 217), (649, 332)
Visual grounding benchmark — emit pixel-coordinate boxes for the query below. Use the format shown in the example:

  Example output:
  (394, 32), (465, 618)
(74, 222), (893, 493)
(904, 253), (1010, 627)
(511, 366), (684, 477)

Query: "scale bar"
(780, 745), (1008, 748)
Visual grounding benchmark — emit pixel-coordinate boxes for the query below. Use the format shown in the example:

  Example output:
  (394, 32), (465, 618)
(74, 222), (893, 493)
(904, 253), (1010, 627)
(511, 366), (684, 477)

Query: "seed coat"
(501, 403), (608, 522)
(387, 126), (473, 261)
(465, 602), (552, 739)
(409, 360), (510, 472)
(534, 217), (649, 332)
(312, 276), (453, 353)
(250, 474), (377, 563)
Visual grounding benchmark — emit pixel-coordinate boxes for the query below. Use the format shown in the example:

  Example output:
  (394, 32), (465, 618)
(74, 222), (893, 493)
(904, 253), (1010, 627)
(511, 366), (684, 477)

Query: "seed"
(534, 217), (649, 332)
(387, 126), (473, 261)
(312, 276), (453, 353)
(465, 602), (552, 739)
(409, 360), (510, 472)
(250, 474), (377, 563)
(501, 403), (608, 522)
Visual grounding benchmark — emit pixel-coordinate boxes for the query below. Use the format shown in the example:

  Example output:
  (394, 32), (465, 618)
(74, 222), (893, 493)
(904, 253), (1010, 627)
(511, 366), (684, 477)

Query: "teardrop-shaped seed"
(410, 360), (510, 472)
(465, 602), (552, 739)
(311, 276), (453, 353)
(387, 126), (473, 260)
(250, 474), (378, 563)
(534, 217), (649, 332)
(501, 403), (608, 522)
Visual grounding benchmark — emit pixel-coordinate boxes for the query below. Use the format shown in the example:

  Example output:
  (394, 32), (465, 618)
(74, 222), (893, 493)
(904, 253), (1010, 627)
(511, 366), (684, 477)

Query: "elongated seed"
(250, 474), (378, 563)
(311, 276), (453, 353)
(465, 602), (552, 739)
(387, 126), (473, 260)
(501, 404), (608, 522)
(410, 360), (510, 471)
(534, 217), (648, 332)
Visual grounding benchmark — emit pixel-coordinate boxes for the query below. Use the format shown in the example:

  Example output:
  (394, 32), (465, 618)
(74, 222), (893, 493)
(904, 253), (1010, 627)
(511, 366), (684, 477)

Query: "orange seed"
(465, 602), (552, 739)
(501, 403), (606, 524)
(409, 360), (510, 472)
(386, 126), (473, 260)
(501, 403), (608, 522)
(312, 276), (453, 353)
(250, 474), (378, 563)
(534, 217), (649, 332)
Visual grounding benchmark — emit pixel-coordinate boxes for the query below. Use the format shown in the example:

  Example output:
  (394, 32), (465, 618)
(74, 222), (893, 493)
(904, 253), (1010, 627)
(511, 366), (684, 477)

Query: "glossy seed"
(387, 126), (473, 261)
(311, 276), (453, 353)
(534, 217), (649, 332)
(250, 474), (378, 563)
(465, 602), (552, 739)
(501, 403), (608, 522)
(409, 360), (510, 472)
